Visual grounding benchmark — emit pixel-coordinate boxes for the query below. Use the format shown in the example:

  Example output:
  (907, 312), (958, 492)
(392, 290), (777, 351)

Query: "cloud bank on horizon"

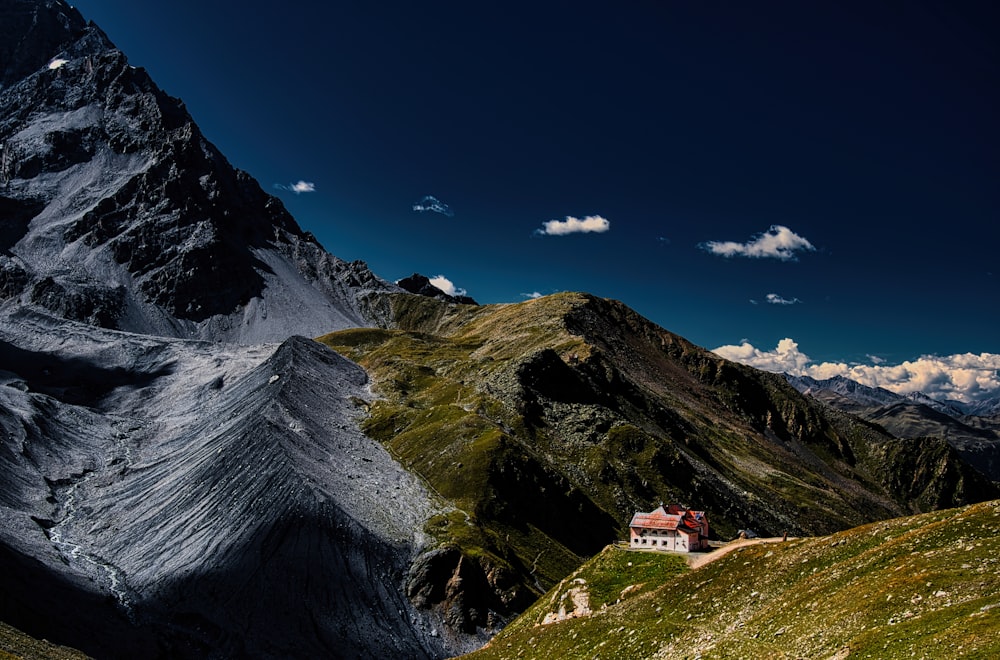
(412, 195), (454, 217)
(713, 338), (1000, 404)
(701, 225), (815, 260)
(536, 215), (610, 236)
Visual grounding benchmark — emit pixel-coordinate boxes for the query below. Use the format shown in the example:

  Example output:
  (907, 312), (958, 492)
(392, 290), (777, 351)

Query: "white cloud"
(274, 180), (316, 194)
(712, 338), (1000, 404)
(412, 195), (454, 217)
(766, 293), (802, 305)
(48, 59), (69, 70)
(521, 291), (543, 300)
(700, 225), (815, 260)
(429, 275), (466, 297)
(712, 338), (813, 375)
(535, 215), (610, 236)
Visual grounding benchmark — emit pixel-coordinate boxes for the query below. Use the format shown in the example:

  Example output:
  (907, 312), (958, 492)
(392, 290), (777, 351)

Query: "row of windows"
(633, 538), (683, 547)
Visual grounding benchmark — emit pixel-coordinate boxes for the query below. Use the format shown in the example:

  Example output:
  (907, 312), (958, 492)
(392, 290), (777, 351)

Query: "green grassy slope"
(464, 500), (1000, 660)
(319, 291), (997, 628)
(0, 622), (91, 660)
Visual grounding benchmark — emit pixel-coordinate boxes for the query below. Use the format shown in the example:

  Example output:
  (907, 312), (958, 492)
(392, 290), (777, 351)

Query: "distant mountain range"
(786, 374), (1000, 481)
(786, 374), (1000, 418)
(1, 1), (997, 658)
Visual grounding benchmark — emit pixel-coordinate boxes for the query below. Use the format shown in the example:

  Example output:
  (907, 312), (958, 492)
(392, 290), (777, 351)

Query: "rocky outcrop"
(397, 273), (479, 305)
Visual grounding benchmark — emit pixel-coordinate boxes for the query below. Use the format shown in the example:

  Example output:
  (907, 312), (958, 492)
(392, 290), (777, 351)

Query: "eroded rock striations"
(0, 309), (461, 658)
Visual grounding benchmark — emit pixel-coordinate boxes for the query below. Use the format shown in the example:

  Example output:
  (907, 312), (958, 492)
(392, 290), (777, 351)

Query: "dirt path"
(686, 537), (789, 569)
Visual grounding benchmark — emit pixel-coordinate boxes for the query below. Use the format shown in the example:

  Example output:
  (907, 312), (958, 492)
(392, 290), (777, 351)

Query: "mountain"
(0, 1), (459, 657)
(318, 292), (998, 626)
(1, 1), (998, 658)
(786, 374), (904, 411)
(965, 396), (1000, 418)
(463, 499), (1000, 660)
(397, 273), (479, 305)
(787, 374), (1000, 482)
(0, 309), (468, 658)
(1, 0), (396, 343)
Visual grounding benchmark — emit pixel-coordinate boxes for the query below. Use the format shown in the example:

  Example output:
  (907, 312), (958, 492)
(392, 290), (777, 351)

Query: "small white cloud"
(412, 195), (454, 217)
(274, 180), (316, 194)
(429, 275), (466, 297)
(765, 293), (802, 305)
(521, 291), (543, 300)
(48, 59), (69, 70)
(700, 225), (815, 260)
(535, 215), (610, 236)
(713, 338), (1000, 404)
(867, 354), (886, 365)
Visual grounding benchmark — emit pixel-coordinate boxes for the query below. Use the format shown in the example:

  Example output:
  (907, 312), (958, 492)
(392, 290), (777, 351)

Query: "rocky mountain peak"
(397, 272), (479, 305)
(0, 0), (397, 342)
(0, 0), (96, 89)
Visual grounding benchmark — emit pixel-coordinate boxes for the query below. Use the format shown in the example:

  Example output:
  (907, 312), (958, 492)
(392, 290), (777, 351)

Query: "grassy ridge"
(0, 622), (91, 660)
(464, 500), (1000, 659)
(320, 294), (600, 594)
(320, 291), (998, 629)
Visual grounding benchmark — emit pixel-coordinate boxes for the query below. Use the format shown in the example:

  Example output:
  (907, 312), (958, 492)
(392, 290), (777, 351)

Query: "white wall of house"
(629, 528), (693, 551)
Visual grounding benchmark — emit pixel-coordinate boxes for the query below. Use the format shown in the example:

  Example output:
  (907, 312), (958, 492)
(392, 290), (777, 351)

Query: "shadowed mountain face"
(0, 0), (396, 343)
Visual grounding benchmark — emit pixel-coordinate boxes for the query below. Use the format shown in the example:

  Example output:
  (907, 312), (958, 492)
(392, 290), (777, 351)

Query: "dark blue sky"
(69, 1), (1000, 397)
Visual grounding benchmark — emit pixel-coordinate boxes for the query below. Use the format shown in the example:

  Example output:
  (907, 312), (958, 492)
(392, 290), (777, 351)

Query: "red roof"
(629, 505), (707, 535)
